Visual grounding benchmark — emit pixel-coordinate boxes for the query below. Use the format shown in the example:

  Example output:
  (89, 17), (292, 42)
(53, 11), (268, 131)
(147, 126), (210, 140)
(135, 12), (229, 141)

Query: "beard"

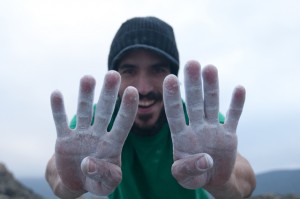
(118, 91), (166, 136)
(130, 108), (167, 137)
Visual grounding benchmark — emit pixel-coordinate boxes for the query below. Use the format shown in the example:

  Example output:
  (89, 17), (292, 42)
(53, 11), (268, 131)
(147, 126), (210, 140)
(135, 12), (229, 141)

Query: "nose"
(135, 74), (154, 96)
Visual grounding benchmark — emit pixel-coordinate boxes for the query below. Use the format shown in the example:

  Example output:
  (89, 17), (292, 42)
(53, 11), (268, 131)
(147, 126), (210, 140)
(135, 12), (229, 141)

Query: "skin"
(163, 60), (256, 197)
(46, 49), (256, 198)
(117, 49), (170, 132)
(47, 71), (139, 196)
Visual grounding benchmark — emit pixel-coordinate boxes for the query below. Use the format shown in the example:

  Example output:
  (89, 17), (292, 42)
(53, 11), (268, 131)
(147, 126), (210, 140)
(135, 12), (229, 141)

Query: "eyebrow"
(151, 62), (171, 71)
(152, 62), (169, 67)
(118, 63), (136, 70)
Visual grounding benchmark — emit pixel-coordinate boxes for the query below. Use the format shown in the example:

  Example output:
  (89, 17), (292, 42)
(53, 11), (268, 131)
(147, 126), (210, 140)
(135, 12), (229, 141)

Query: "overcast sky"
(0, 0), (299, 178)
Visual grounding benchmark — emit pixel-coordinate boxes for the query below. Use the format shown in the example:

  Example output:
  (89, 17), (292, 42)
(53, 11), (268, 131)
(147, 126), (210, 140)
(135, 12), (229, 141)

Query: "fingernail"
(196, 155), (213, 170)
(83, 158), (96, 174)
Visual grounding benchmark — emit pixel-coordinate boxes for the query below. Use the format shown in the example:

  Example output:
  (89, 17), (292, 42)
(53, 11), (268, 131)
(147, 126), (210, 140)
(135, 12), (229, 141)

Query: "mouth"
(139, 99), (155, 108)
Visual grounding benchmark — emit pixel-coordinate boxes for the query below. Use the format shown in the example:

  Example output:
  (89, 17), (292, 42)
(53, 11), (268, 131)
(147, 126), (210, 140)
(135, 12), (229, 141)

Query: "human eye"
(153, 64), (170, 75)
(119, 65), (136, 75)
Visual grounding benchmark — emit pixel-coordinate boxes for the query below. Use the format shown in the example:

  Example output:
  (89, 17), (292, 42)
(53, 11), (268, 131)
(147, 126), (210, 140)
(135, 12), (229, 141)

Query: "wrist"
(204, 174), (243, 199)
(46, 155), (87, 198)
(54, 179), (87, 199)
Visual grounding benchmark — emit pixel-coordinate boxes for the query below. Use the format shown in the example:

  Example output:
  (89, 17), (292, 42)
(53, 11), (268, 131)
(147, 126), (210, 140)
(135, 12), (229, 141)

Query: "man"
(46, 16), (256, 198)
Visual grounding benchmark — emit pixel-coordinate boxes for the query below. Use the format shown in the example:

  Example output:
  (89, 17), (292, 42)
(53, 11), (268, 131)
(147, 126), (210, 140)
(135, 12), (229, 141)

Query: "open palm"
(163, 61), (245, 189)
(51, 71), (138, 195)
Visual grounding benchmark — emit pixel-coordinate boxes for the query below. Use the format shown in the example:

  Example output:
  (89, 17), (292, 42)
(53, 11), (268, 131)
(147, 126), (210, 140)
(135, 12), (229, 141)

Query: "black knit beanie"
(108, 16), (179, 76)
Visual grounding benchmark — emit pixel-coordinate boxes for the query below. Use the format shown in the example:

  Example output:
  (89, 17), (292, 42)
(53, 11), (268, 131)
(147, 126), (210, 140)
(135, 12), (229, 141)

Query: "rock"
(0, 162), (43, 199)
(249, 194), (300, 199)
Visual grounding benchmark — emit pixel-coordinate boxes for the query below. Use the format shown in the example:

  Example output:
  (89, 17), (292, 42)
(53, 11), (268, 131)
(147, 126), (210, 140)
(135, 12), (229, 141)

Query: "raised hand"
(50, 71), (138, 196)
(163, 61), (245, 189)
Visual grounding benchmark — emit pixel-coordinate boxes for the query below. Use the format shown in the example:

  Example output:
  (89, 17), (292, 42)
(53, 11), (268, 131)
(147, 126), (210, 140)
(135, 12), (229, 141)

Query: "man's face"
(117, 49), (171, 131)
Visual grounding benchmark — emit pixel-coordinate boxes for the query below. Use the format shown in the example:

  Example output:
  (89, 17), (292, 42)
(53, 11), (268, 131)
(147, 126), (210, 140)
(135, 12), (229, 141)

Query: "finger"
(202, 65), (219, 123)
(109, 86), (138, 144)
(171, 154), (213, 188)
(81, 157), (122, 196)
(184, 61), (204, 128)
(51, 91), (70, 137)
(224, 85), (246, 133)
(76, 75), (96, 131)
(93, 71), (121, 134)
(163, 75), (186, 134)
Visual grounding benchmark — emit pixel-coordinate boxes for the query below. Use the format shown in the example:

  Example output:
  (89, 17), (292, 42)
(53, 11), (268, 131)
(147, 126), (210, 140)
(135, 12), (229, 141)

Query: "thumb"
(172, 154), (213, 188)
(81, 157), (122, 196)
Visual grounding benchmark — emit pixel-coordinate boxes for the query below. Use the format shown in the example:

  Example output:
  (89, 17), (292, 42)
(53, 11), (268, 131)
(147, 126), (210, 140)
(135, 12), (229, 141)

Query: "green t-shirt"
(70, 101), (225, 199)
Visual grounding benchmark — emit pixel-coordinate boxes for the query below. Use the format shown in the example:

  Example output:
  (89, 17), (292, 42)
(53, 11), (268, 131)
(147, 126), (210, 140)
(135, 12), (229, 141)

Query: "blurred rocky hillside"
(0, 163), (43, 199)
(250, 195), (300, 199)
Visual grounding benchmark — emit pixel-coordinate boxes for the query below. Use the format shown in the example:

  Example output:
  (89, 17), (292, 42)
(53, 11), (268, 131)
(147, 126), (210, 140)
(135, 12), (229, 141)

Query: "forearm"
(45, 154), (86, 199)
(205, 153), (256, 199)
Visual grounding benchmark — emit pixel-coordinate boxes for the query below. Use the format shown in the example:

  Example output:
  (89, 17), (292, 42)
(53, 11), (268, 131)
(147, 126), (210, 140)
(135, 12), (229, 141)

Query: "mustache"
(139, 92), (162, 101)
